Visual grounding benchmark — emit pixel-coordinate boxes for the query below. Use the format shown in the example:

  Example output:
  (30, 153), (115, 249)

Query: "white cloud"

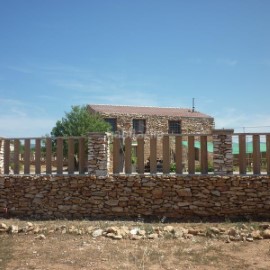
(187, 58), (203, 64)
(264, 60), (270, 67)
(6, 63), (95, 85)
(7, 66), (34, 74)
(71, 88), (159, 107)
(0, 98), (28, 118)
(0, 98), (46, 116)
(216, 58), (238, 66)
(214, 108), (247, 128)
(0, 116), (55, 137)
(0, 98), (24, 106)
(39, 65), (93, 75)
(53, 80), (108, 93)
(214, 108), (270, 133)
(37, 95), (62, 101)
(93, 92), (159, 107)
(54, 81), (89, 90)
(0, 98), (54, 138)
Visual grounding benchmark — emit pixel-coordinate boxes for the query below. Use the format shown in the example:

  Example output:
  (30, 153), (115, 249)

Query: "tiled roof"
(88, 104), (213, 118)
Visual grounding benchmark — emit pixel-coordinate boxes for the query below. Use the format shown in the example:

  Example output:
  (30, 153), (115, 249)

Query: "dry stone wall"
(1, 174), (270, 219)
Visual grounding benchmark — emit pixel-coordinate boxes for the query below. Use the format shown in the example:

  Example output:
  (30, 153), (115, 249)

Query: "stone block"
(105, 200), (119, 206)
(112, 207), (124, 212)
(211, 190), (221, 196)
(176, 188), (192, 197)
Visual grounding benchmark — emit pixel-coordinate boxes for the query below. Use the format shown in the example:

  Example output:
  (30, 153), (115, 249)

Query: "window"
(168, 120), (181, 134)
(133, 119), (146, 134)
(104, 118), (117, 132)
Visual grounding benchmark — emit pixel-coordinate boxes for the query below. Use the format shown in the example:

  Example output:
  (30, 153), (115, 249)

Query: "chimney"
(192, 98), (195, 112)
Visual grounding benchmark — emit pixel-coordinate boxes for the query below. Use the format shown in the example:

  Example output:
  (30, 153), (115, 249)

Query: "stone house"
(88, 104), (214, 170)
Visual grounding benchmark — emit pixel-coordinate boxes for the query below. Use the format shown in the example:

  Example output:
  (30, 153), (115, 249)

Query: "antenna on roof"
(192, 98), (195, 112)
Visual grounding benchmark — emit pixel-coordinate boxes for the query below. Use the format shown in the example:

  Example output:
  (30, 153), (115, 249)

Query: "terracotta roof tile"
(88, 104), (213, 118)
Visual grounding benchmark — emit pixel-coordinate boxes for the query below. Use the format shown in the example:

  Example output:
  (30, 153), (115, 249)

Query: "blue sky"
(0, 0), (270, 137)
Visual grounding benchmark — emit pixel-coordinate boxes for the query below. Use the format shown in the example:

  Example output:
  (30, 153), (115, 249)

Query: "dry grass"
(0, 235), (13, 270)
(1, 219), (270, 270)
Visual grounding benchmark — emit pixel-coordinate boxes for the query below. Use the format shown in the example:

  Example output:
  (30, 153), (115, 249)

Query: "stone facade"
(91, 111), (214, 136)
(88, 133), (110, 176)
(213, 129), (234, 175)
(1, 174), (270, 219)
(88, 105), (214, 163)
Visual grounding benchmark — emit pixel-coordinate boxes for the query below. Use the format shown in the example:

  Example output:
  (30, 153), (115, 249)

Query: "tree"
(50, 105), (111, 170)
(51, 105), (111, 137)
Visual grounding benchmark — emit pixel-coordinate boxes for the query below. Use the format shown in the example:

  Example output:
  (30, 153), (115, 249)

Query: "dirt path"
(1, 219), (270, 269)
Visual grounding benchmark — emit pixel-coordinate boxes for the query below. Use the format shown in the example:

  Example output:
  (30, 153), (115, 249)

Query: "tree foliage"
(50, 105), (111, 137)
(49, 106), (111, 170)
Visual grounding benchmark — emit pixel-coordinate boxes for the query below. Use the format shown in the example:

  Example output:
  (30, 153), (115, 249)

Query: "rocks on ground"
(0, 221), (270, 243)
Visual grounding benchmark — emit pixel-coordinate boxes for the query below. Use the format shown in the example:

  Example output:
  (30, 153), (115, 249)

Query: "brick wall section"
(213, 129), (234, 175)
(88, 133), (110, 176)
(1, 175), (270, 219)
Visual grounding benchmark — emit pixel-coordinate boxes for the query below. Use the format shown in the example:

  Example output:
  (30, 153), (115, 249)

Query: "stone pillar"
(0, 138), (4, 175)
(213, 129), (234, 175)
(88, 133), (110, 177)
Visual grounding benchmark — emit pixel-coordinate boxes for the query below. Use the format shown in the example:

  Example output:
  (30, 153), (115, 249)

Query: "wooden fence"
(233, 133), (270, 175)
(113, 134), (213, 174)
(113, 133), (270, 175)
(1, 137), (88, 175)
(1, 133), (270, 175)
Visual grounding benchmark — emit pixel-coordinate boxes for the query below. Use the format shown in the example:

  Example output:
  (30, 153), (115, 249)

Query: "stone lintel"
(212, 129), (234, 135)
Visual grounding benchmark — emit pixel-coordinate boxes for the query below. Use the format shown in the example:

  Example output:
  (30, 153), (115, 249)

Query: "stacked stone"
(213, 129), (234, 175)
(0, 138), (4, 175)
(88, 133), (110, 177)
(99, 113), (214, 135)
(1, 174), (270, 219)
(98, 112), (214, 161)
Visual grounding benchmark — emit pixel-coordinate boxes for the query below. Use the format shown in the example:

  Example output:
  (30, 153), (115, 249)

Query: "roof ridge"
(88, 104), (213, 118)
(89, 104), (192, 110)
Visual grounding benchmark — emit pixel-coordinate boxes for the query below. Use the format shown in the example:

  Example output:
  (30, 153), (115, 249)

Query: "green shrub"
(170, 163), (176, 172)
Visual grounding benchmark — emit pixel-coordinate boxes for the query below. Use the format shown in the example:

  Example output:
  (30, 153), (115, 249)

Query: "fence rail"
(112, 134), (213, 175)
(1, 132), (270, 176)
(232, 133), (270, 175)
(0, 137), (88, 175)
(112, 133), (270, 175)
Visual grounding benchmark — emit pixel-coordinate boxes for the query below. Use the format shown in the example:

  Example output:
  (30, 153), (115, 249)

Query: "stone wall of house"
(99, 113), (214, 135)
(1, 174), (270, 219)
(99, 112), (214, 162)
